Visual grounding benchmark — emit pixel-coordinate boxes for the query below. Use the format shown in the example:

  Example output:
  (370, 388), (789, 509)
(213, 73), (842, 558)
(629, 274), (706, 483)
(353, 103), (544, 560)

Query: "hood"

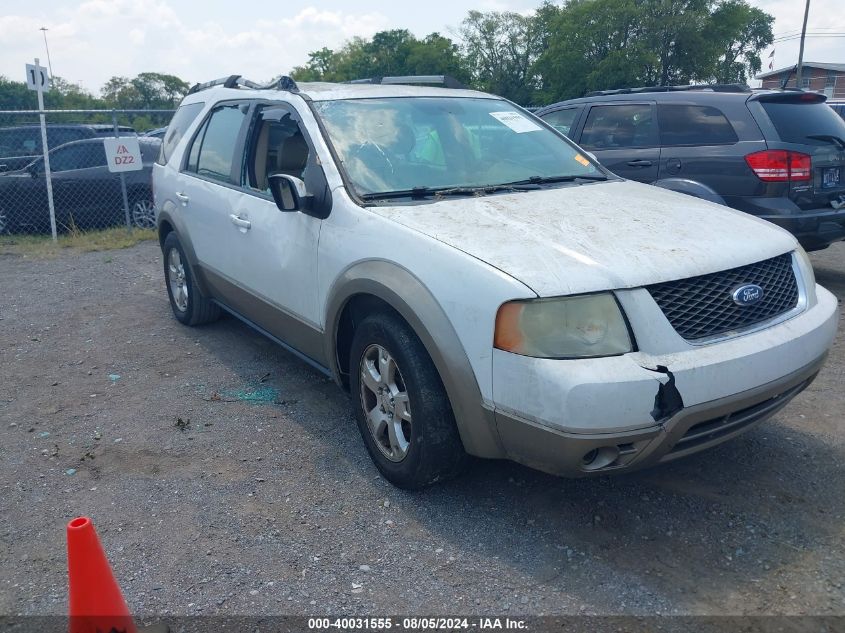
(369, 180), (797, 297)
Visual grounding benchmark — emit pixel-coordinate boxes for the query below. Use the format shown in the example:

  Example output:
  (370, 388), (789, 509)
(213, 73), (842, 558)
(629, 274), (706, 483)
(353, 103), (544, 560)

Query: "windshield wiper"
(499, 174), (608, 186)
(807, 134), (845, 151)
(360, 183), (537, 201)
(360, 187), (437, 201)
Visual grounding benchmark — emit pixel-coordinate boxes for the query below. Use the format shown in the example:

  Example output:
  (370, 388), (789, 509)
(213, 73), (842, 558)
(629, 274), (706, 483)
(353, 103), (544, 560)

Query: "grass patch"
(0, 227), (156, 258)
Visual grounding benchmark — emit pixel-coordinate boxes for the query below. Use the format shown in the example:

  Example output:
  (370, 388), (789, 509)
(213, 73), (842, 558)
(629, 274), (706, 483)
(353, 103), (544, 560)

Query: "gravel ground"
(0, 239), (844, 618)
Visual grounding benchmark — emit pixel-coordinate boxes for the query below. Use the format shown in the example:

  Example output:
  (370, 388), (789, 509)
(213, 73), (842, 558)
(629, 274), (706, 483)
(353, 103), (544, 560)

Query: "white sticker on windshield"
(489, 111), (542, 133)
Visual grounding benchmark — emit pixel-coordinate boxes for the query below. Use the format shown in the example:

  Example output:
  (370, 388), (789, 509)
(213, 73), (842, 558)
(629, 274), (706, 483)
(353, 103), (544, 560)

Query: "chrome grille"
(646, 253), (799, 341)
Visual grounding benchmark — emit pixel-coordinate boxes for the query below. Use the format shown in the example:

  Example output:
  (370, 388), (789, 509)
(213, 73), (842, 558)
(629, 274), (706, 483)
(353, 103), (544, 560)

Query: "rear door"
(655, 102), (757, 199)
(575, 102), (660, 182)
(50, 141), (117, 229)
(178, 101), (251, 301)
(750, 93), (845, 209)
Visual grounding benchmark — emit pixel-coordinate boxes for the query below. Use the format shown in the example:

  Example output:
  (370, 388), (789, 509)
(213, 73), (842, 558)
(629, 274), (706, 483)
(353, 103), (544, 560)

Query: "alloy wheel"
(359, 344), (413, 462)
(132, 200), (156, 229)
(167, 248), (189, 312)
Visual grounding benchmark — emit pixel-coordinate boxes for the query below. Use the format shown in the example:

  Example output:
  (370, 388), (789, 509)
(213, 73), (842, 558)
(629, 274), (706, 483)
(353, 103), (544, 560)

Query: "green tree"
(291, 30), (469, 85)
(406, 33), (470, 82)
(534, 0), (774, 103)
(705, 0), (774, 83)
(101, 72), (189, 109)
(459, 10), (546, 104)
(101, 76), (141, 108)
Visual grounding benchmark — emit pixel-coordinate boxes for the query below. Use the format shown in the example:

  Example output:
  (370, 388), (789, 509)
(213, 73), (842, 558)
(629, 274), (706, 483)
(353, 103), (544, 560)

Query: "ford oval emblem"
(732, 284), (764, 306)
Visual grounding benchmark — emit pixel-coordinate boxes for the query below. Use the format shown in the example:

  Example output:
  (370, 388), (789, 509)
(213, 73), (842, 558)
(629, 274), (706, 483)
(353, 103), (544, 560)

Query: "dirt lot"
(1, 239), (844, 618)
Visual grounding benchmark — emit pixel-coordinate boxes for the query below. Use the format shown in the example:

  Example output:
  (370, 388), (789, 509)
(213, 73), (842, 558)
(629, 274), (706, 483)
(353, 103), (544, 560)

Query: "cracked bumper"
(490, 284), (838, 477)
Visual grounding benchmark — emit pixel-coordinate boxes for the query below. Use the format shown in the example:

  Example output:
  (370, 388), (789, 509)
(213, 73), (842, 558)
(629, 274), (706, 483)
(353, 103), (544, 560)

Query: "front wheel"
(349, 311), (468, 489)
(162, 232), (220, 326)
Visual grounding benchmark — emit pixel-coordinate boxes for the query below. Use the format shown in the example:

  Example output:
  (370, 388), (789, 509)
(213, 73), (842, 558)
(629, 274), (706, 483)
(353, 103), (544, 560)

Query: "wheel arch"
(156, 208), (213, 298)
(652, 178), (728, 206)
(324, 260), (504, 459)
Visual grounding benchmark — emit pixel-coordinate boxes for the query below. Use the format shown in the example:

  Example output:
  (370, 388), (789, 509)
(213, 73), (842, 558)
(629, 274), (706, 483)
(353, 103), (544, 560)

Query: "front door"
(576, 102), (660, 182)
(221, 103), (323, 356)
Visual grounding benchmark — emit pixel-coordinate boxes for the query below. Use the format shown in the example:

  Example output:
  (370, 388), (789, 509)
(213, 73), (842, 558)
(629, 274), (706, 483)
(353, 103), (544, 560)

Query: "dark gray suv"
(536, 87), (845, 251)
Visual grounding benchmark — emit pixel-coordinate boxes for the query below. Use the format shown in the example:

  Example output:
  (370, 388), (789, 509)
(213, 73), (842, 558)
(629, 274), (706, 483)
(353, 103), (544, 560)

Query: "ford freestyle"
(153, 75), (838, 488)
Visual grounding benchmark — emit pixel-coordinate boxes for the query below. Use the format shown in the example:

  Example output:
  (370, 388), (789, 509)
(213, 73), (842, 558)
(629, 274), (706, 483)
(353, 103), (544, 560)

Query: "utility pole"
(796, 0), (811, 89)
(40, 27), (54, 79)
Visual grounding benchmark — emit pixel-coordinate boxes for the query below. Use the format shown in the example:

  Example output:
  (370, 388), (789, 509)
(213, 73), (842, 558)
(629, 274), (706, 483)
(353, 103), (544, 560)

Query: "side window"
(186, 119), (205, 173)
(185, 104), (247, 183)
(49, 129), (87, 148)
(580, 104), (656, 149)
(541, 108), (579, 136)
(245, 108), (311, 192)
(48, 146), (78, 172)
(657, 104), (738, 146)
(84, 142), (108, 168)
(159, 102), (205, 165)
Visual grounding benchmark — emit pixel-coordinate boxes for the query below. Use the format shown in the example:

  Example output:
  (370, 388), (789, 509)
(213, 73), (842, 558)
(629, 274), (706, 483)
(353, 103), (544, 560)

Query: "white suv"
(153, 74), (838, 489)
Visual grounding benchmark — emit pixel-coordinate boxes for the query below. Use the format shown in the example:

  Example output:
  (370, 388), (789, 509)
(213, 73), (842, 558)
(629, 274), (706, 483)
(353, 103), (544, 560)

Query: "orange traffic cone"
(67, 516), (137, 633)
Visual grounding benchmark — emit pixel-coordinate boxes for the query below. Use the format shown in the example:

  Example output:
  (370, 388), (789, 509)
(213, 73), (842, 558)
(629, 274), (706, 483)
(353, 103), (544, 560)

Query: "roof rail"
(187, 74), (299, 95)
(585, 83), (751, 97)
(346, 75), (466, 89)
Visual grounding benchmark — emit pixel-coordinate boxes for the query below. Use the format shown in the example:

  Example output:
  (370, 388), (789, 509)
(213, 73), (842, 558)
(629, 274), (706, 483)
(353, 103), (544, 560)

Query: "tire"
(349, 311), (469, 489)
(162, 232), (220, 326)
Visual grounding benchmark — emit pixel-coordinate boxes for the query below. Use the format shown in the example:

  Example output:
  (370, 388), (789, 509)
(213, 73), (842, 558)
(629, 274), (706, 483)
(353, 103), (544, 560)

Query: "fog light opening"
(581, 446), (621, 471)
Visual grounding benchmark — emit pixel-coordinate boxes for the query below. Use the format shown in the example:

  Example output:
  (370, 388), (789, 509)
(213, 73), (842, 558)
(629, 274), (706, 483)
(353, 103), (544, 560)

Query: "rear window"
(158, 102), (205, 165)
(658, 104), (738, 146)
(761, 101), (845, 146)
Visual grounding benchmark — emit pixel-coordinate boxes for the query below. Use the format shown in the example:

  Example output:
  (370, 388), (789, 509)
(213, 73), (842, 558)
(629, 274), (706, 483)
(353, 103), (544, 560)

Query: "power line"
(772, 33), (845, 43)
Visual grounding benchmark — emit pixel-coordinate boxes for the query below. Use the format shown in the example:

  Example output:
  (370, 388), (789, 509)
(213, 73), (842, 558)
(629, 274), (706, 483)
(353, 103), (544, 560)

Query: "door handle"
(229, 214), (251, 230)
(627, 159), (653, 167)
(175, 192), (189, 205)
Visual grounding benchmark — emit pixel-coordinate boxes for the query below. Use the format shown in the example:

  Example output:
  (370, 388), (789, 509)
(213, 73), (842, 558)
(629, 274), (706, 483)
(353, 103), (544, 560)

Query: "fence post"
(35, 58), (58, 241)
(112, 110), (132, 234)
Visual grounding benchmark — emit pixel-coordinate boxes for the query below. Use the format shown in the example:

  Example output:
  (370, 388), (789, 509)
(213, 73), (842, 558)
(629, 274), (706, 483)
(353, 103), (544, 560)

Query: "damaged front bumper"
(490, 284), (838, 477)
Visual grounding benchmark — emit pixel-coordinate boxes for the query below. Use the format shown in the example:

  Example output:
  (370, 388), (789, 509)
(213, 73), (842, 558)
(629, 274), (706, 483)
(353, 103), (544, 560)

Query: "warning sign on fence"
(103, 137), (143, 173)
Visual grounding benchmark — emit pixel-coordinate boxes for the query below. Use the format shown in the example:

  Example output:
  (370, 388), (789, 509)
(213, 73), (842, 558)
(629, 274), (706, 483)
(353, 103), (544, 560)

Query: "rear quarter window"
(761, 101), (845, 145)
(657, 104), (738, 146)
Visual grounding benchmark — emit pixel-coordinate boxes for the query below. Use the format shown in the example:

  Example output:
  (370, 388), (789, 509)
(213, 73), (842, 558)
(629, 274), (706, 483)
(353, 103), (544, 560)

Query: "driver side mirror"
(268, 174), (312, 212)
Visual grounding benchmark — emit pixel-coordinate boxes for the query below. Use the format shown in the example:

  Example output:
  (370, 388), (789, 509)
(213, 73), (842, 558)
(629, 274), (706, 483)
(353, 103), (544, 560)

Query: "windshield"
(312, 97), (603, 197)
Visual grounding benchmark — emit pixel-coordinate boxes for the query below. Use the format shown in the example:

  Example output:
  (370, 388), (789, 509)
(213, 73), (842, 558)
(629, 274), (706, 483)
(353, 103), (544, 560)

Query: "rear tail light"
(745, 150), (811, 182)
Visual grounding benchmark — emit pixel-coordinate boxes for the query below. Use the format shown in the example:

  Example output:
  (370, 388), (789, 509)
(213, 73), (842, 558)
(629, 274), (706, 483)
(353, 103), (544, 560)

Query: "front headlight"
(494, 293), (633, 358)
(794, 246), (817, 304)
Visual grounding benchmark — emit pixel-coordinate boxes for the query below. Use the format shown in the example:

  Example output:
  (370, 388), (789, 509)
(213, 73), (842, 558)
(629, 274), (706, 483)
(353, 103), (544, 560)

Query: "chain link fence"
(0, 109), (174, 237)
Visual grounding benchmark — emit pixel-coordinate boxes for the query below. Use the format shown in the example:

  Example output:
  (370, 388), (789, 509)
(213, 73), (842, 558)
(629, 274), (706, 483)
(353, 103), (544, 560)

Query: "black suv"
(536, 87), (845, 251)
(0, 124), (136, 174)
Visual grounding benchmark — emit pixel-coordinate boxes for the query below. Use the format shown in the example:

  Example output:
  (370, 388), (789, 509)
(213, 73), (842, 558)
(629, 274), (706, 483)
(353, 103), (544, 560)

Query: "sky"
(1, 0), (843, 94)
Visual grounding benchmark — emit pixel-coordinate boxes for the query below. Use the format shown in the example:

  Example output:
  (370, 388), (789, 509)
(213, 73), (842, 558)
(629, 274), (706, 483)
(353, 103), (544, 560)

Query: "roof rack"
(187, 74), (299, 95)
(346, 75), (466, 89)
(585, 83), (751, 97)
